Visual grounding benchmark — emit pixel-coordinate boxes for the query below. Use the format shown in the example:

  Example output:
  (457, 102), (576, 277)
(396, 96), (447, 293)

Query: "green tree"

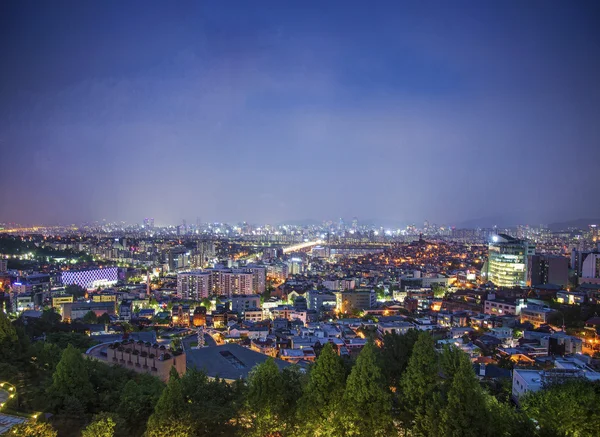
(0, 308), (18, 353)
(146, 367), (191, 437)
(522, 379), (600, 437)
(179, 369), (244, 436)
(400, 332), (439, 434)
(65, 284), (86, 299)
(438, 352), (488, 437)
(439, 344), (466, 383)
(485, 395), (537, 437)
(10, 421), (58, 437)
(97, 313), (111, 325)
(432, 283), (446, 298)
(117, 377), (164, 437)
(243, 358), (286, 436)
(46, 332), (94, 351)
(47, 344), (94, 411)
(82, 311), (98, 324)
(81, 413), (117, 437)
(342, 341), (393, 437)
(280, 365), (305, 433)
(297, 343), (346, 436)
(380, 329), (419, 391)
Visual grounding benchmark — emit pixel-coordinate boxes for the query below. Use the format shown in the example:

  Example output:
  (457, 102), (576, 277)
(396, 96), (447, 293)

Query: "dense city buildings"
(2, 218), (600, 436)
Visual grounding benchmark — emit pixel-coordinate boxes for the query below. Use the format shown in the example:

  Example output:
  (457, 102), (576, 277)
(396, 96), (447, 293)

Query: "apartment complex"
(177, 267), (266, 299)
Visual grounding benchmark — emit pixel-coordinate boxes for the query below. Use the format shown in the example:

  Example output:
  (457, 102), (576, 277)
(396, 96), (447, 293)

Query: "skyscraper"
(487, 234), (535, 287)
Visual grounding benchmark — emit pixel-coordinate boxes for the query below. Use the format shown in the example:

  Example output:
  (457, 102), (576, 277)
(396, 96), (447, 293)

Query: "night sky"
(1, 1), (599, 226)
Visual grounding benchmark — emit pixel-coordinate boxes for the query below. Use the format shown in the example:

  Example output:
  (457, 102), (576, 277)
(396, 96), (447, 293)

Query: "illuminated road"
(282, 240), (322, 254)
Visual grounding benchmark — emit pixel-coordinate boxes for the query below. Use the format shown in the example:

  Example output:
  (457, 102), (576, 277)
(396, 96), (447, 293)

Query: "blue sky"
(1, 1), (599, 226)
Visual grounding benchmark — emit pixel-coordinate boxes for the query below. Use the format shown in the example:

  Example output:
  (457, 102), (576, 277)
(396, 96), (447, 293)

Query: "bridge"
(282, 240), (322, 254)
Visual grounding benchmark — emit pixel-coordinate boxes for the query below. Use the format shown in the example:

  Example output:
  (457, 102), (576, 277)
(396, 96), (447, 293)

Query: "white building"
(512, 358), (600, 403)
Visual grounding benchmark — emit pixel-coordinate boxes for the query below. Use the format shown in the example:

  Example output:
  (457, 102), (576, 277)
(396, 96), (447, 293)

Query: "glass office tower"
(487, 234), (535, 287)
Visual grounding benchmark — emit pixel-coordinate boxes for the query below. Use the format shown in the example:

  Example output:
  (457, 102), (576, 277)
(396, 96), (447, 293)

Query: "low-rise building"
(244, 308), (263, 323)
(250, 339), (277, 357)
(89, 340), (185, 382)
(52, 294), (74, 308)
(92, 293), (117, 303)
(484, 298), (525, 316)
(119, 301), (132, 321)
(377, 321), (414, 336)
(280, 347), (316, 363)
(231, 294), (261, 315)
(307, 290), (336, 312)
(192, 306), (207, 327)
(62, 301), (116, 322)
(519, 304), (555, 328)
(556, 290), (586, 305)
(512, 359), (600, 404)
(335, 290), (376, 314)
(172, 304), (191, 327)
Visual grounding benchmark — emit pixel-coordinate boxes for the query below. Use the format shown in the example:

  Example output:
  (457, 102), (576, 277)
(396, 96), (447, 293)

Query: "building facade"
(61, 267), (119, 289)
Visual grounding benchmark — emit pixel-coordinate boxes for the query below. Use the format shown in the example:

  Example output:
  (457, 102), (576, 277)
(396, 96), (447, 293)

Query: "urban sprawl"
(1, 218), (600, 436)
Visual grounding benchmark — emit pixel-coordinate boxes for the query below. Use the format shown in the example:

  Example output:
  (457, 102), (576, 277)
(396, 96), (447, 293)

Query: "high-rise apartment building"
(487, 234), (535, 288)
(177, 271), (211, 300)
(193, 240), (216, 268)
(244, 265), (266, 294)
(527, 254), (569, 287)
(177, 268), (259, 298)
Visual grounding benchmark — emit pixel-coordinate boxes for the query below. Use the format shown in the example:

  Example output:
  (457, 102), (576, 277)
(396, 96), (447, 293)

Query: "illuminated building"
(307, 290), (336, 312)
(177, 269), (257, 298)
(61, 267), (119, 289)
(92, 293), (117, 303)
(192, 306), (207, 327)
(61, 301), (116, 322)
(519, 303), (555, 327)
(244, 265), (266, 294)
(172, 304), (191, 327)
(335, 290), (376, 314)
(177, 271), (211, 300)
(52, 294), (73, 308)
(580, 252), (600, 285)
(487, 234), (534, 287)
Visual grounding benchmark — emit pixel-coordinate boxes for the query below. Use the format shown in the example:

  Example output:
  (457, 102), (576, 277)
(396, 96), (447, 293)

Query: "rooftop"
(186, 343), (291, 381)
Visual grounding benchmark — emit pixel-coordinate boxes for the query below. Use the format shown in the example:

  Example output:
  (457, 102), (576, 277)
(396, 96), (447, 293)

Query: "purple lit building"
(61, 267), (119, 289)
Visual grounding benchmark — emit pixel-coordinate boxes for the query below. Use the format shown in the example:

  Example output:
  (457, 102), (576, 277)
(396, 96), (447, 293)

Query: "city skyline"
(2, 1), (600, 225)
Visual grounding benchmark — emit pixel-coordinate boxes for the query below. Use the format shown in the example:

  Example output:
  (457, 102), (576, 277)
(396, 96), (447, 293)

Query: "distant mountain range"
(547, 218), (600, 231)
